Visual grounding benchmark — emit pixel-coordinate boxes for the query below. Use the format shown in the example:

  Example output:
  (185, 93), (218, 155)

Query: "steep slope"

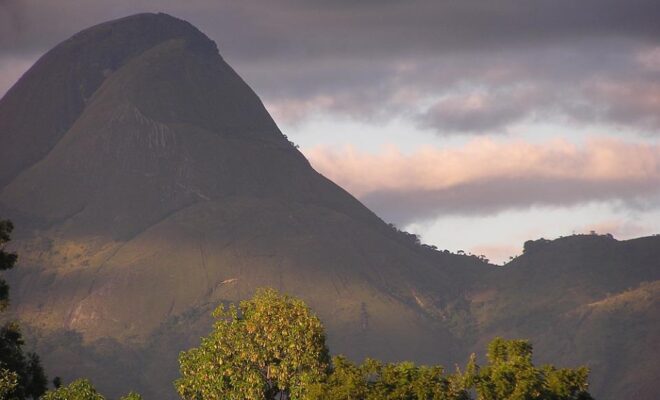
(0, 13), (489, 399)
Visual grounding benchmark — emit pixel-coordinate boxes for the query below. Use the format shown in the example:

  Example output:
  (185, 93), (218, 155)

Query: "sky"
(1, 0), (659, 263)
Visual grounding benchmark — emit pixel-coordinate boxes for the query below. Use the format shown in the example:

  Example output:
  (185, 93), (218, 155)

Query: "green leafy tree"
(541, 366), (593, 400)
(308, 356), (470, 400)
(42, 379), (105, 400)
(471, 338), (593, 400)
(474, 338), (543, 399)
(0, 219), (48, 399)
(306, 356), (368, 399)
(41, 378), (142, 400)
(175, 288), (330, 400)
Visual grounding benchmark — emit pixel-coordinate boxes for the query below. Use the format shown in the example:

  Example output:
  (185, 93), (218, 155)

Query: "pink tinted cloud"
(307, 137), (659, 196)
(469, 244), (522, 265)
(577, 220), (656, 239)
(305, 137), (660, 222)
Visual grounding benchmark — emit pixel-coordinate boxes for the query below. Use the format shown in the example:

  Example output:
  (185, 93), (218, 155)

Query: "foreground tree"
(469, 337), (593, 400)
(175, 288), (330, 400)
(307, 356), (471, 400)
(41, 378), (142, 400)
(0, 219), (48, 399)
(306, 356), (367, 399)
(42, 379), (105, 400)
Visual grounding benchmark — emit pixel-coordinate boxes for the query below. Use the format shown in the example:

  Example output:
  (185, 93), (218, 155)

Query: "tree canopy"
(175, 288), (330, 400)
(41, 378), (143, 400)
(42, 379), (105, 400)
(468, 338), (593, 400)
(307, 356), (471, 400)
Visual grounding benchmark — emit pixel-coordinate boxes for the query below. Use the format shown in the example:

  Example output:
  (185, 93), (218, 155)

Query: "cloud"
(5, 5), (657, 134)
(305, 138), (660, 224)
(3, 1), (659, 55)
(417, 85), (548, 134)
(580, 80), (660, 132)
(1, 1), (660, 134)
(415, 72), (660, 135)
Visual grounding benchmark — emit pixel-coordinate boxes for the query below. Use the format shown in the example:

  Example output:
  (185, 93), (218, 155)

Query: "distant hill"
(0, 13), (657, 400)
(468, 234), (660, 400)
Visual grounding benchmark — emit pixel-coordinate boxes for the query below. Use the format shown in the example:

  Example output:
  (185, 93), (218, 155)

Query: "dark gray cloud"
(417, 85), (550, 134)
(362, 179), (660, 226)
(3, 1), (659, 56)
(1, 0), (660, 133)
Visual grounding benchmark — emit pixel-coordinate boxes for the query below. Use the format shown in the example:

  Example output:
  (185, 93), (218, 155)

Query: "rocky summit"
(0, 13), (658, 399)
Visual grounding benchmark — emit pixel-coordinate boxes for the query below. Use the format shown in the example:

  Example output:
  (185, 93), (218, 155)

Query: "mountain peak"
(0, 13), (221, 189)
(67, 12), (219, 57)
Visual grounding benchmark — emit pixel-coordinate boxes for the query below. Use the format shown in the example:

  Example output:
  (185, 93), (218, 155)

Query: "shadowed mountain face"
(0, 13), (658, 400)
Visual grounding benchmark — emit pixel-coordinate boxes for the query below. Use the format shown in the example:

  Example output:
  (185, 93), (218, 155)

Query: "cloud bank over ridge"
(306, 138), (660, 224)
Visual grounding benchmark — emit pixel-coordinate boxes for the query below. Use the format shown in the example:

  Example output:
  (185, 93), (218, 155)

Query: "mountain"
(0, 13), (489, 398)
(0, 13), (657, 400)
